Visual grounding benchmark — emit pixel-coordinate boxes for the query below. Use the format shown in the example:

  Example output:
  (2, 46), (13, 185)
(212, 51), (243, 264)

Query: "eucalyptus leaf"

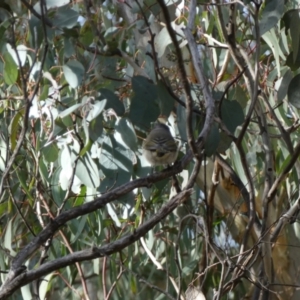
(59, 103), (82, 118)
(99, 88), (125, 116)
(128, 76), (159, 128)
(262, 29), (283, 77)
(155, 27), (172, 58)
(6, 44), (27, 67)
(86, 100), (107, 122)
(3, 52), (17, 85)
(277, 69), (293, 101)
(76, 152), (100, 188)
(115, 118), (138, 151)
(156, 80), (175, 116)
(259, 0), (284, 36)
(107, 203), (121, 227)
(288, 74), (300, 108)
(221, 99), (244, 134)
(52, 6), (79, 29)
(63, 60), (85, 88)
(204, 123), (220, 157)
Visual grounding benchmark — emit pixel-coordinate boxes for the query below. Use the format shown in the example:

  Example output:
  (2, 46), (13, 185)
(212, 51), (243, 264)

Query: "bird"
(142, 123), (178, 166)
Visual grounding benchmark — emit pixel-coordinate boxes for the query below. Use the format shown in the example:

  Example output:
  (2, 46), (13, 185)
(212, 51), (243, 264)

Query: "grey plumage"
(142, 123), (178, 166)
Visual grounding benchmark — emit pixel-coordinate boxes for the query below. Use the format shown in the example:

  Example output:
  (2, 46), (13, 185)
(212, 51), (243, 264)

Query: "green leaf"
(76, 152), (100, 188)
(79, 138), (93, 156)
(277, 68), (293, 101)
(129, 76), (159, 128)
(70, 215), (88, 243)
(63, 60), (85, 88)
(6, 43), (27, 67)
(288, 74), (300, 108)
(15, 168), (34, 202)
(3, 51), (17, 85)
(82, 117), (90, 148)
(234, 85), (248, 109)
(155, 27), (172, 58)
(115, 118), (138, 151)
(59, 103), (82, 118)
(51, 167), (67, 205)
(156, 80), (175, 116)
(0, 202), (8, 217)
(104, 27), (119, 38)
(99, 88), (125, 116)
(99, 135), (132, 192)
(34, 0), (70, 11)
(107, 203), (121, 227)
(64, 36), (76, 58)
(40, 84), (50, 100)
(4, 220), (14, 255)
(42, 143), (59, 162)
(89, 114), (103, 142)
(262, 29), (284, 77)
(259, 0), (284, 36)
(177, 99), (187, 142)
(204, 123), (220, 156)
(286, 51), (300, 71)
(182, 259), (199, 277)
(9, 111), (23, 151)
(290, 11), (300, 62)
(144, 0), (161, 16)
(221, 99), (244, 134)
(52, 6), (79, 29)
(86, 100), (107, 122)
(38, 273), (53, 300)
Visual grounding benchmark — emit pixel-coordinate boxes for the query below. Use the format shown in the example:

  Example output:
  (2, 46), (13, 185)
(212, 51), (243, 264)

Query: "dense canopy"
(0, 0), (300, 299)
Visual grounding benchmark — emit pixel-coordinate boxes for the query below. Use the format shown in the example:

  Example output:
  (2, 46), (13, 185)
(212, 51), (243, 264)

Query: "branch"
(184, 0), (216, 144)
(20, 0), (53, 27)
(157, 0), (198, 158)
(267, 141), (300, 202)
(0, 189), (193, 298)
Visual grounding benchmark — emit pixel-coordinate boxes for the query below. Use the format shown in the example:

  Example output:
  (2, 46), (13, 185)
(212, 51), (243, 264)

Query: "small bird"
(142, 123), (178, 166)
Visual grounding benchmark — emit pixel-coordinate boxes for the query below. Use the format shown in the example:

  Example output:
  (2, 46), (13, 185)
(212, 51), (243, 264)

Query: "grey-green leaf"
(63, 60), (85, 88)
(99, 89), (125, 116)
(129, 76), (159, 128)
(115, 118), (138, 151)
(156, 80), (175, 117)
(259, 0), (284, 36)
(221, 100), (244, 134)
(288, 74), (300, 108)
(76, 153), (100, 188)
(59, 103), (82, 118)
(204, 123), (220, 157)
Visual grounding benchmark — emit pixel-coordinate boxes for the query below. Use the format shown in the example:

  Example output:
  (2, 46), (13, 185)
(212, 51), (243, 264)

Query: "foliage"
(0, 0), (300, 299)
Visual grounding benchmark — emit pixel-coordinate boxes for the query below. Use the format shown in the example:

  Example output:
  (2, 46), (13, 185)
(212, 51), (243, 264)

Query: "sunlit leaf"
(6, 43), (27, 67)
(86, 100), (107, 122)
(76, 152), (100, 188)
(115, 118), (138, 151)
(59, 103), (82, 118)
(3, 51), (17, 85)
